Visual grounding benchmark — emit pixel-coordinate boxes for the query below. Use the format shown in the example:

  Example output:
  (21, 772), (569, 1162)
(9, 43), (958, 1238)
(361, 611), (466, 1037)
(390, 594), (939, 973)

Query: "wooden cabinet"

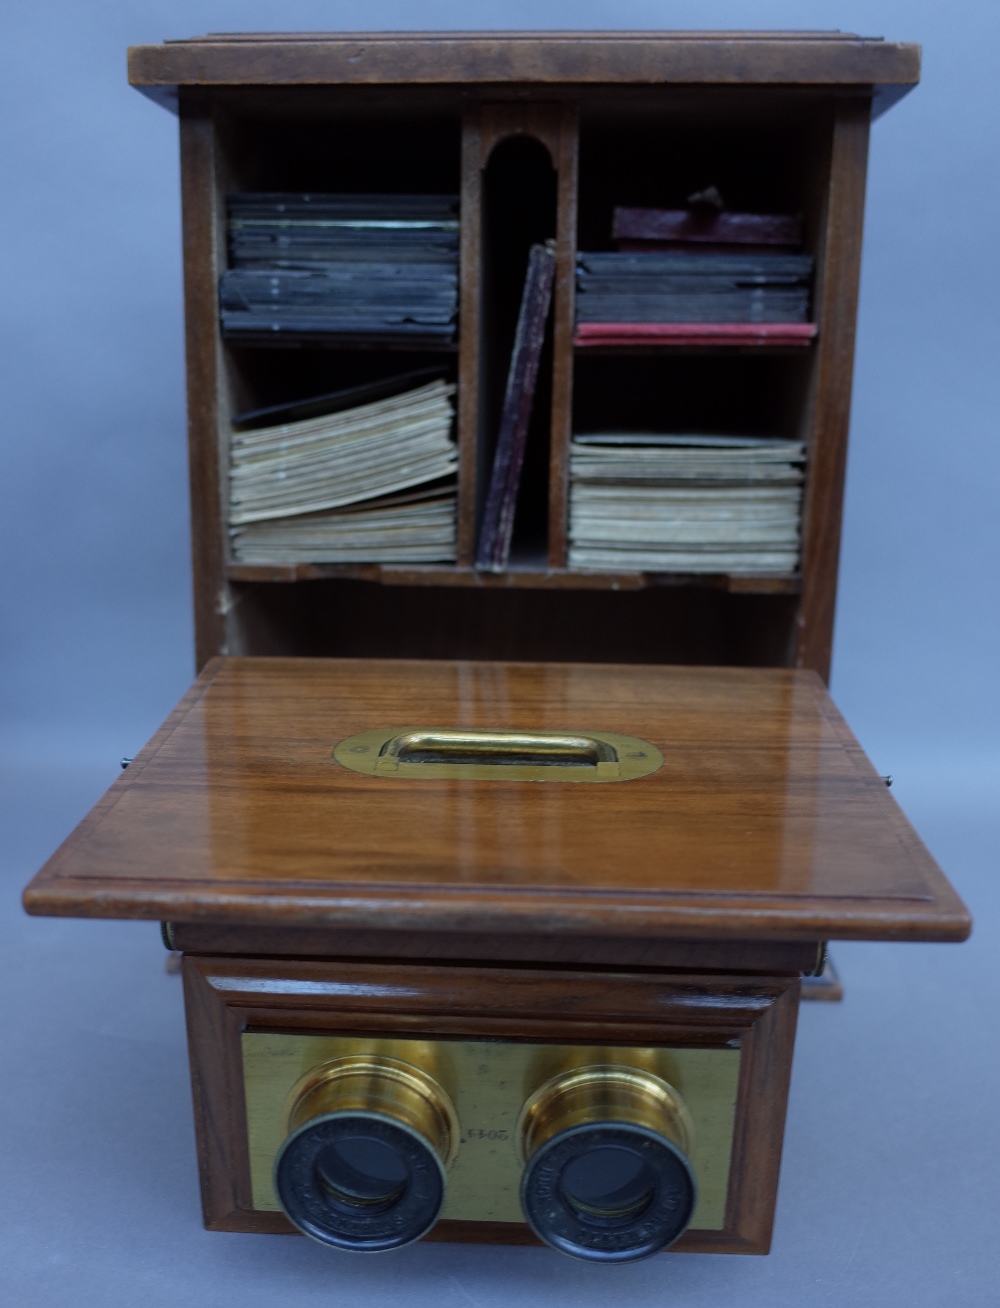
(129, 31), (920, 679)
(24, 33), (965, 1263)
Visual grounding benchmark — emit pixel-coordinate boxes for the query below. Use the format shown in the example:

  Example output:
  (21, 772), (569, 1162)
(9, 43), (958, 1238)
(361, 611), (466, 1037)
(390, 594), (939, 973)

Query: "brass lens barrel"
(274, 1056), (458, 1252)
(518, 1065), (697, 1263)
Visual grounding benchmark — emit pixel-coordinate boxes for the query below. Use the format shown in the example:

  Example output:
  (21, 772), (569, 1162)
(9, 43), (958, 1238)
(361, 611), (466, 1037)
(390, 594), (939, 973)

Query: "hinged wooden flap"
(23, 657), (969, 943)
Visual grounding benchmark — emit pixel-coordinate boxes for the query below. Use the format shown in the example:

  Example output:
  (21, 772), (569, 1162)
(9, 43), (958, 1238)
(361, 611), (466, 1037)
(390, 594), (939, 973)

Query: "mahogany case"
(21, 29), (970, 1262)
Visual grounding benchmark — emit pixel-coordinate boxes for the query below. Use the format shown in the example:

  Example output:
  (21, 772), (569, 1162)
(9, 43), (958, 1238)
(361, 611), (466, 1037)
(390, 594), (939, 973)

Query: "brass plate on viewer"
(243, 1033), (739, 1229)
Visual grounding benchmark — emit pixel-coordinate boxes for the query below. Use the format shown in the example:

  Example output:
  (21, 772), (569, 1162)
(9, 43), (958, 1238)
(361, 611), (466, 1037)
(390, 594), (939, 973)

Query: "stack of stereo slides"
(568, 434), (805, 574)
(575, 251), (814, 325)
(220, 193), (459, 342)
(229, 377), (457, 565)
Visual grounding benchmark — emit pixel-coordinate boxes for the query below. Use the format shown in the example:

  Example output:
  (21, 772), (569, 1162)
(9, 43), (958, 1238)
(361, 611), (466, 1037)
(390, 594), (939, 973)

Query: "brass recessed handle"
(382, 728), (618, 771)
(333, 726), (663, 783)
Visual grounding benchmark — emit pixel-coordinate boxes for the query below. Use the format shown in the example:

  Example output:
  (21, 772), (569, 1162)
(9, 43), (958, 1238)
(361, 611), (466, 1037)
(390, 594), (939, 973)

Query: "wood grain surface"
(128, 34), (919, 118)
(24, 658), (969, 943)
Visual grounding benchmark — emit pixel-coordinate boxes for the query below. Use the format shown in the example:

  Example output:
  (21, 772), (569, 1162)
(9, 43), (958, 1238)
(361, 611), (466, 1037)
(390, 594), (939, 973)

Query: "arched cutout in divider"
(478, 134), (557, 563)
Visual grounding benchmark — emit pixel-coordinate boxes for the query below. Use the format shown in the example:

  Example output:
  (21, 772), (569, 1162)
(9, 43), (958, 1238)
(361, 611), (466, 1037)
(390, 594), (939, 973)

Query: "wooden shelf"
(226, 561), (801, 595)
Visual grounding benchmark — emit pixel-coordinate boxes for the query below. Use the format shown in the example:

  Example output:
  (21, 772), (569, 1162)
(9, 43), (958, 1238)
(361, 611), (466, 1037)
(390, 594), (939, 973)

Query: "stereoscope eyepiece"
(274, 1057), (458, 1252)
(518, 1066), (697, 1262)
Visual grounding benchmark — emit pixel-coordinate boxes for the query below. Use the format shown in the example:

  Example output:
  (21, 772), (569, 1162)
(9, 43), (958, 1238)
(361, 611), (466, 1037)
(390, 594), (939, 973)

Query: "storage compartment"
(171, 70), (875, 678)
(224, 577), (800, 666)
(577, 92), (827, 256)
(478, 135), (557, 561)
(571, 353), (811, 441)
(224, 348), (457, 418)
(218, 110), (462, 201)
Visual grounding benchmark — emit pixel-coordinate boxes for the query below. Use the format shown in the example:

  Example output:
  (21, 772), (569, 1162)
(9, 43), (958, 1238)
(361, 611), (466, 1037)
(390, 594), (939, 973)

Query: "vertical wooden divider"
(456, 113), (482, 567)
(458, 102), (578, 571)
(547, 107), (579, 571)
(179, 100), (232, 669)
(795, 96), (872, 681)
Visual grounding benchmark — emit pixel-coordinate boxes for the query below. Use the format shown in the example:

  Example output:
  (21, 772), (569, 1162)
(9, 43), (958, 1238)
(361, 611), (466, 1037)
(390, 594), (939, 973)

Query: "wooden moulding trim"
(717, 976), (799, 1250)
(24, 881), (973, 944)
(167, 922), (822, 974)
(181, 955), (799, 1252)
(128, 35), (920, 94)
(181, 949), (255, 1224)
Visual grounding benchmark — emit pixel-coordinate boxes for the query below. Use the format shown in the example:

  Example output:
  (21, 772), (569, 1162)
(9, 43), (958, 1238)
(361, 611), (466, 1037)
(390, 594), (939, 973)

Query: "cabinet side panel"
(179, 104), (230, 669)
(796, 97), (872, 681)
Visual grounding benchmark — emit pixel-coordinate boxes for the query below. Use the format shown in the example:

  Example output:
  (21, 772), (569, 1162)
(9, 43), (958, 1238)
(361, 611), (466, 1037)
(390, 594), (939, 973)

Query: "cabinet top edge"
(127, 32), (920, 105)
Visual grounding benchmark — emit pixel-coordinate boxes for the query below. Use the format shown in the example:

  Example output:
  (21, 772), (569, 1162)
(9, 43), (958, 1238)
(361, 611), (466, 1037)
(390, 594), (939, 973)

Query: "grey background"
(1, 2), (997, 1305)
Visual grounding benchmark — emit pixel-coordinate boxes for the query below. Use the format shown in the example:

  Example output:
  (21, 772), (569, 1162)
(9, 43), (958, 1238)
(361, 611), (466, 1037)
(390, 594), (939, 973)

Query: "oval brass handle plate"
(333, 727), (662, 783)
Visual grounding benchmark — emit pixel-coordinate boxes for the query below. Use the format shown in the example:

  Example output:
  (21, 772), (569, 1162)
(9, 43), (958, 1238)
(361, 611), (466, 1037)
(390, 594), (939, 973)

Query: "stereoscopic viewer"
(22, 27), (970, 1270)
(24, 657), (969, 1262)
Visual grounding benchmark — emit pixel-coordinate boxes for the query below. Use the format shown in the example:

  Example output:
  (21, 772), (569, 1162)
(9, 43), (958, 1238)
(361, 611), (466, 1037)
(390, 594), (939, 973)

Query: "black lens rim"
(520, 1122), (697, 1263)
(275, 1112), (446, 1252)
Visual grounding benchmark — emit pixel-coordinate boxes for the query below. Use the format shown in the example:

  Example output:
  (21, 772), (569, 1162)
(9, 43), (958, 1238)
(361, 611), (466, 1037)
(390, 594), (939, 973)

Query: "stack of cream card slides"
(229, 378), (457, 565)
(568, 433), (804, 574)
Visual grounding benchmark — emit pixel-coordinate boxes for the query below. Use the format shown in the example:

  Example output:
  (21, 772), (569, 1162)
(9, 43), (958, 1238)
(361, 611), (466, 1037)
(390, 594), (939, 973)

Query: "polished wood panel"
(181, 956), (800, 1253)
(24, 658), (969, 943)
